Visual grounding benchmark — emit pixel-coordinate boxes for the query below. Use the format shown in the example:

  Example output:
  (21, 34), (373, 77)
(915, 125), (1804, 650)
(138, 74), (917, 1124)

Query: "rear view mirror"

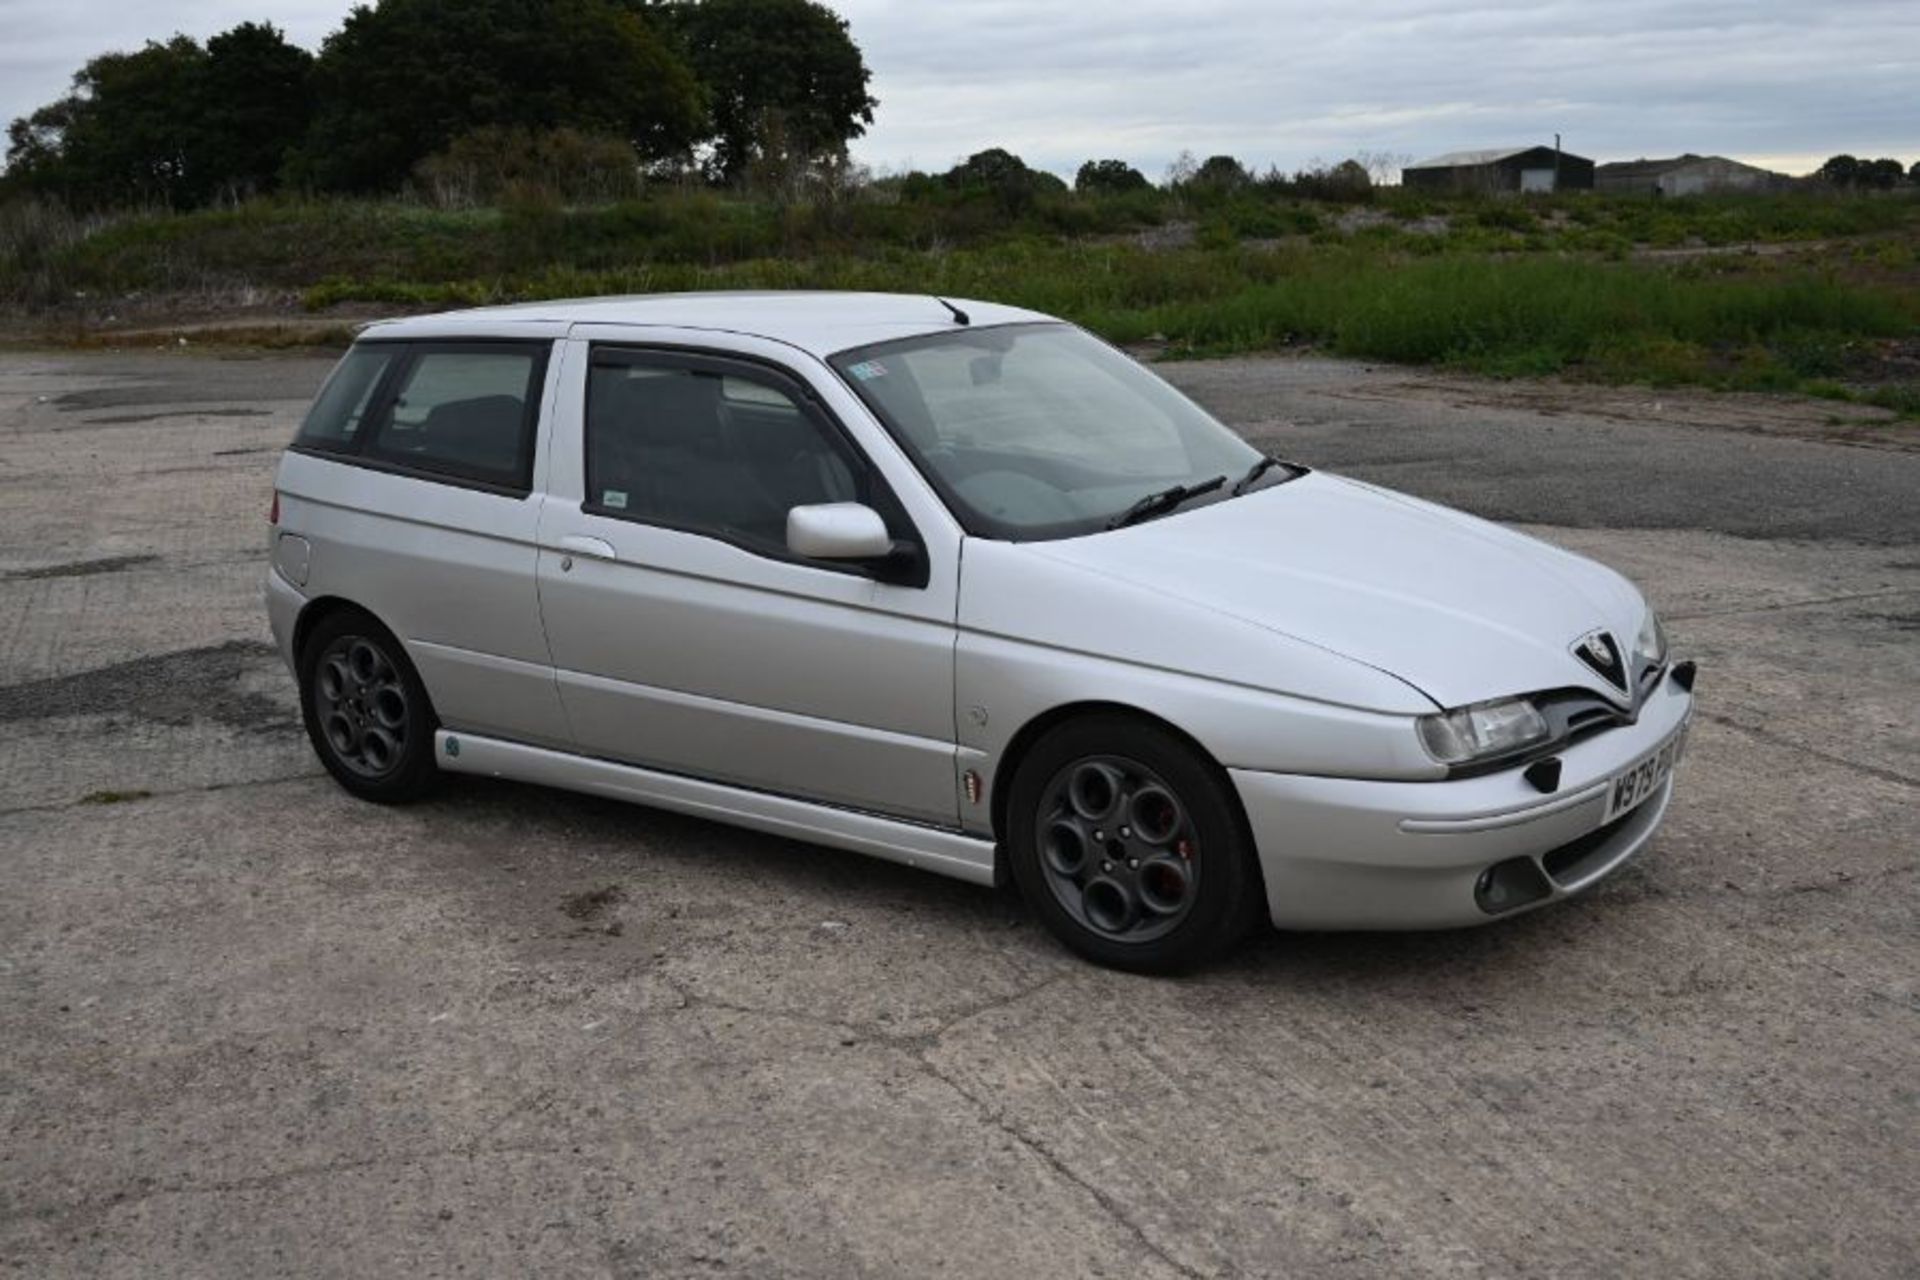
(786, 502), (893, 560)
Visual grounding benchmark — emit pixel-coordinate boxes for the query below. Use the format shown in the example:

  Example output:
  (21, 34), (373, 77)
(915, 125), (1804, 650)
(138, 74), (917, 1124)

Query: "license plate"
(1604, 724), (1687, 822)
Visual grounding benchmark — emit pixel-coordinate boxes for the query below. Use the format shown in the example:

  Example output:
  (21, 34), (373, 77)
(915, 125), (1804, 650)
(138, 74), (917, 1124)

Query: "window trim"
(288, 338), (552, 498)
(580, 342), (929, 588)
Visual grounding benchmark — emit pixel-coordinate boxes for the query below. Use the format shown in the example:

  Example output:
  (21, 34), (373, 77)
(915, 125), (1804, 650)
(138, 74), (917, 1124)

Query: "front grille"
(1535, 690), (1632, 748)
(1444, 665), (1672, 780)
(1563, 704), (1617, 734)
(1540, 812), (1630, 882)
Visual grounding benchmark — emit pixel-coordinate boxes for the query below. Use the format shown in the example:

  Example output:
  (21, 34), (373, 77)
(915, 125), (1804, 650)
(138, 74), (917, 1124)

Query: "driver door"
(534, 331), (963, 827)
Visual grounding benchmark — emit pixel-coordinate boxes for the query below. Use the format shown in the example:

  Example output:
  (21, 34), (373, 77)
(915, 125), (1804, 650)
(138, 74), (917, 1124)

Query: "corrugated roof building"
(1402, 145), (1595, 194)
(1595, 155), (1790, 196)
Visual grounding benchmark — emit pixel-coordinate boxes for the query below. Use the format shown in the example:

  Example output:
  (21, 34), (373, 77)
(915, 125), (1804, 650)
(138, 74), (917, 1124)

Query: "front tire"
(1006, 714), (1263, 973)
(298, 608), (439, 803)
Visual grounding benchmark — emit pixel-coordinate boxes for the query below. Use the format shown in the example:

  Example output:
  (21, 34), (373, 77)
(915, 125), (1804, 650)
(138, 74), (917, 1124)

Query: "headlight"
(1417, 696), (1551, 766)
(1634, 606), (1667, 670)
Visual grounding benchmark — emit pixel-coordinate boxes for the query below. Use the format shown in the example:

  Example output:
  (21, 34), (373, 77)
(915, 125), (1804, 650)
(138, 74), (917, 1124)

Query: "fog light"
(1474, 857), (1552, 914)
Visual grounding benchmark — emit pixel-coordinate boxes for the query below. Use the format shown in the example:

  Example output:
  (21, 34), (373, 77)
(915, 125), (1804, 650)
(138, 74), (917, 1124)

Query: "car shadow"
(419, 772), (1650, 996)
(425, 772), (1033, 929)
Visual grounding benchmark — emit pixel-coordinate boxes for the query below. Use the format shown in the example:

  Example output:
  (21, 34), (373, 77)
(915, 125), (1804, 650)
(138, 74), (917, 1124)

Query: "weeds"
(5, 189), (1915, 412)
(77, 789), (153, 805)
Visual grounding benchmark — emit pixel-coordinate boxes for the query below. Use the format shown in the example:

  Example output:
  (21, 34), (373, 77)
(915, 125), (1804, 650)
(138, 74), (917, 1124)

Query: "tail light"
(268, 490), (280, 526)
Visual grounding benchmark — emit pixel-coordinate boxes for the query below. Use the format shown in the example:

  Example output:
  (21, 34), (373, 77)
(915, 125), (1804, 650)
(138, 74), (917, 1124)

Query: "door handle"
(555, 534), (616, 562)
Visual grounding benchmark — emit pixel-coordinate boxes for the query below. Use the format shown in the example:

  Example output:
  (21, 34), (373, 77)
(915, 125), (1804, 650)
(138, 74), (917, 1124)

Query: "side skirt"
(435, 730), (998, 886)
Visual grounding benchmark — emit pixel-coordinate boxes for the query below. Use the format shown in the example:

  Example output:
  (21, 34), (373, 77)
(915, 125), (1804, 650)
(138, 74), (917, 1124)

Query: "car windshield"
(830, 323), (1271, 540)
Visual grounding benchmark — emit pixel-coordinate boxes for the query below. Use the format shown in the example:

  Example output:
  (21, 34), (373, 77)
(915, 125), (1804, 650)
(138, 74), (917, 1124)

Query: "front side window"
(365, 346), (545, 490)
(585, 353), (871, 555)
(831, 323), (1267, 540)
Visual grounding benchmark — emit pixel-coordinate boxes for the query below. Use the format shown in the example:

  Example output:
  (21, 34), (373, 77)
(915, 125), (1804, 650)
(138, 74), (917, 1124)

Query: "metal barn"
(1401, 146), (1596, 194)
(1594, 155), (1789, 196)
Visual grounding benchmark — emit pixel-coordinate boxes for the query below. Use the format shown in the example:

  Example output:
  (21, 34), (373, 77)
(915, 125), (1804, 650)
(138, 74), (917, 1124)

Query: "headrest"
(607, 371), (722, 451)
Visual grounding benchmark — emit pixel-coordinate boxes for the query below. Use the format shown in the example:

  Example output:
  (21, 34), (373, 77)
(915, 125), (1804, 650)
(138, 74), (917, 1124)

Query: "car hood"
(1024, 471), (1649, 710)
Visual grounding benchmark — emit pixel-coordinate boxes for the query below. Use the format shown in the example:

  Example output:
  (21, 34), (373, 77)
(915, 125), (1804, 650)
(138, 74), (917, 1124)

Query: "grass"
(302, 239), (1920, 408)
(5, 188), (1917, 412)
(77, 788), (153, 805)
(1804, 379), (1920, 416)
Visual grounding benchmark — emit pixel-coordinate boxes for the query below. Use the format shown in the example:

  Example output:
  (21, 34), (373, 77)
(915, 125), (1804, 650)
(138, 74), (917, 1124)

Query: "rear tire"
(1006, 714), (1263, 974)
(298, 608), (440, 803)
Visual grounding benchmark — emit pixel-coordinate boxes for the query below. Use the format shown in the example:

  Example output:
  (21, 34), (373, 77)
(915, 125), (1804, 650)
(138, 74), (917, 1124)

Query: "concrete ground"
(1, 348), (1915, 1278)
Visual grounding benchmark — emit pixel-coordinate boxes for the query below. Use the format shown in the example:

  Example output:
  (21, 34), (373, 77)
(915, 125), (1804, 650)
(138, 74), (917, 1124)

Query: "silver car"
(267, 292), (1694, 971)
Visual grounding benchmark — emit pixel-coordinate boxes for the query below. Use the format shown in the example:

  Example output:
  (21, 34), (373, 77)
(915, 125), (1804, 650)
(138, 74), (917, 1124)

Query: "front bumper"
(1232, 673), (1693, 930)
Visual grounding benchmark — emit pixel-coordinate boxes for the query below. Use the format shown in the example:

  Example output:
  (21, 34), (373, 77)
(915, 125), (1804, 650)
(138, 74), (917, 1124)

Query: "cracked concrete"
(2, 555), (160, 582)
(1, 349), (1916, 1277)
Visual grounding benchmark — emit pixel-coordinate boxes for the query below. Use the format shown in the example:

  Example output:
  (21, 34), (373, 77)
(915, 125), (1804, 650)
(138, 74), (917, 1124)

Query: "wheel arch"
(292, 595), (401, 667)
(290, 594), (444, 803)
(989, 700), (1255, 851)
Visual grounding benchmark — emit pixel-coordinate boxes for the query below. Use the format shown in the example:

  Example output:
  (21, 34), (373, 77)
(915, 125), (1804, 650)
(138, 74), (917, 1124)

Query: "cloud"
(2, 0), (1913, 179)
(836, 0), (1919, 176)
(0, 0), (342, 124)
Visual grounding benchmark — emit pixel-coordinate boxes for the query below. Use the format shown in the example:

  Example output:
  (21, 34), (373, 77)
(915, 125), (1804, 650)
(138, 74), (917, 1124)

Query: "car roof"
(356, 291), (1054, 359)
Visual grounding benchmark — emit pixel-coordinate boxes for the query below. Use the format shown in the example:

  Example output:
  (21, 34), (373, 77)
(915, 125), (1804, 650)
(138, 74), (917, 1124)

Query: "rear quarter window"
(295, 346), (393, 452)
(292, 340), (551, 494)
(365, 347), (544, 490)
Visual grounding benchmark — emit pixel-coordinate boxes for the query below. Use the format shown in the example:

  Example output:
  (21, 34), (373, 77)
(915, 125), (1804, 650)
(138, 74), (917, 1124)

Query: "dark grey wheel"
(1036, 755), (1200, 945)
(311, 634), (413, 778)
(298, 608), (439, 803)
(1006, 714), (1264, 973)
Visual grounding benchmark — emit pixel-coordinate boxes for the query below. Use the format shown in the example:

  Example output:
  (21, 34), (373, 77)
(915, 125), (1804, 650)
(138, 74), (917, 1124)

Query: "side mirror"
(786, 502), (894, 560)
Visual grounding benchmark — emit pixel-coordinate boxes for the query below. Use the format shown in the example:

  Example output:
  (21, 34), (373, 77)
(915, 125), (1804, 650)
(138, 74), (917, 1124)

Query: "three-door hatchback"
(268, 291), (1694, 971)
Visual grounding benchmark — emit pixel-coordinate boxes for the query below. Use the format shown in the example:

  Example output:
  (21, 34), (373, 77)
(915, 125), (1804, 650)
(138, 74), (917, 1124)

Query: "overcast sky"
(2, 0), (1914, 179)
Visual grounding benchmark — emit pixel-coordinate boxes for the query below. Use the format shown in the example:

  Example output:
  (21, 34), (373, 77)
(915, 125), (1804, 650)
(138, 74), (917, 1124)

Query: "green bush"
(1472, 202), (1539, 233)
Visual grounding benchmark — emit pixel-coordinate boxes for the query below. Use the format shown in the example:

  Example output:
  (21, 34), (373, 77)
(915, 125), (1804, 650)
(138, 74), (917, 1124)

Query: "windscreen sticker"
(847, 360), (888, 381)
(602, 490), (628, 510)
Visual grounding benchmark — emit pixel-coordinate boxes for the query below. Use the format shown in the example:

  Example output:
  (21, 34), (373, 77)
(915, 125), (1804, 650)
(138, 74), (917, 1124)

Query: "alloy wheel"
(311, 634), (412, 779)
(1034, 754), (1200, 943)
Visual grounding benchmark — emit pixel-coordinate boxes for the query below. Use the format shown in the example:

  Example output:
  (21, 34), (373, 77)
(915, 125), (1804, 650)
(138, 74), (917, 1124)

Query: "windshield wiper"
(1106, 474), (1227, 530)
(1231, 455), (1284, 496)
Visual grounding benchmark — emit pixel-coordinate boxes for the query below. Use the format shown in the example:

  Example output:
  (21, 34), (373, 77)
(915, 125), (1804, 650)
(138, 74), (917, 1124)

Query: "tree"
(1816, 154), (1908, 190)
(197, 24), (314, 200)
(1314, 158), (1375, 200)
(1189, 154), (1251, 193)
(295, 0), (704, 193)
(1075, 159), (1149, 194)
(651, 0), (876, 186)
(1817, 154), (1861, 187)
(945, 147), (1040, 215)
(1861, 157), (1905, 190)
(1352, 150), (1413, 187)
(4, 25), (311, 207)
(5, 37), (209, 207)
(5, 99), (82, 198)
(1910, 160), (1920, 185)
